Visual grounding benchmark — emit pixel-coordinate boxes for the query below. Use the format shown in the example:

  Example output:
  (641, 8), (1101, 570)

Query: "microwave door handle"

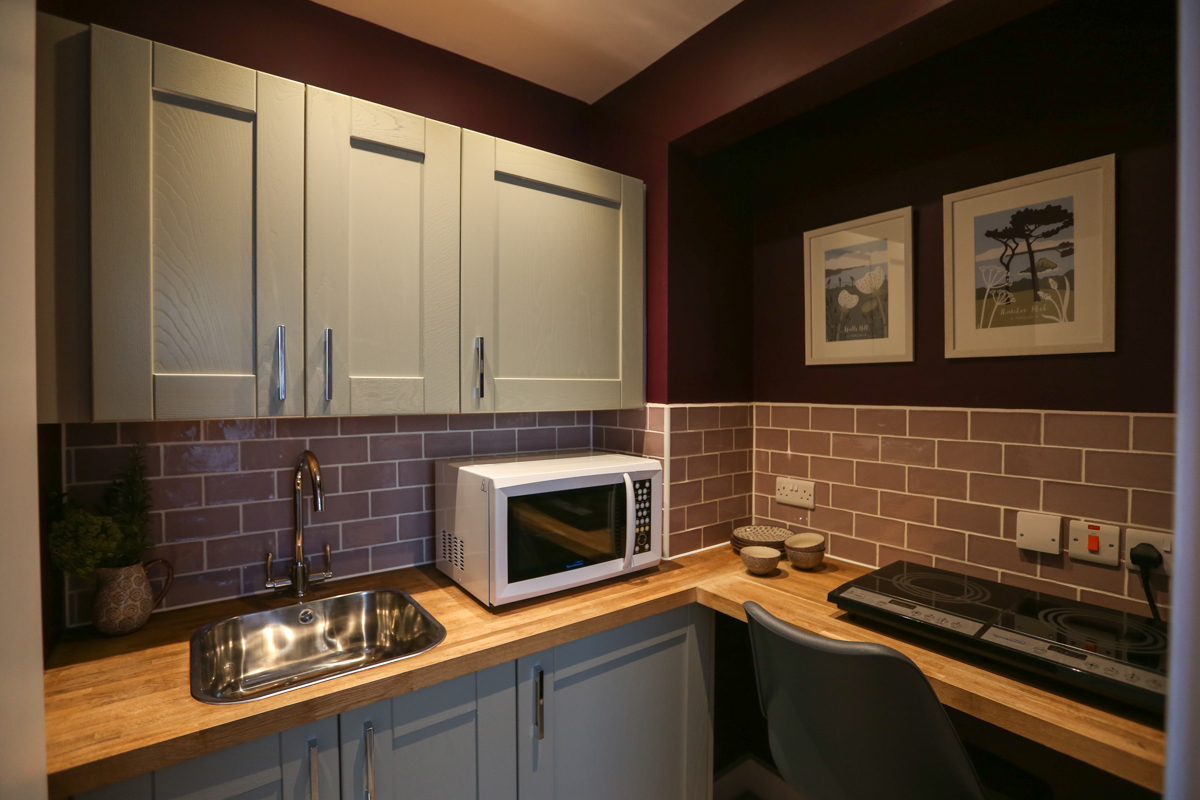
(622, 473), (636, 569)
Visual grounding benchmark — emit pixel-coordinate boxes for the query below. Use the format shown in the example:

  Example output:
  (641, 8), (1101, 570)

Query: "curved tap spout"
(265, 450), (333, 597)
(296, 450), (325, 513)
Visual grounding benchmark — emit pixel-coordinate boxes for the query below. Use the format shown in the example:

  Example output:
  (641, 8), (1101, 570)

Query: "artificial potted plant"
(49, 444), (173, 635)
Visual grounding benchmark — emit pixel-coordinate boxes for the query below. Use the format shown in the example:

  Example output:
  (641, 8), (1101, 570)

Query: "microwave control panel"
(633, 478), (653, 554)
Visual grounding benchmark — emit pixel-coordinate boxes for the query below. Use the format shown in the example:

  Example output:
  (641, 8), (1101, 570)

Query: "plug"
(1130, 542), (1164, 622)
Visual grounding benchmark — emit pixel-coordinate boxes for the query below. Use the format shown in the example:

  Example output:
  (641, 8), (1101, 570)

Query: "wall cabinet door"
(305, 88), (460, 417)
(91, 27), (304, 421)
(461, 133), (644, 413)
(517, 606), (713, 800)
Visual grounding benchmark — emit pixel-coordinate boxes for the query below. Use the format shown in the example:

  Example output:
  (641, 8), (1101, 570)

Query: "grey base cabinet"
(74, 606), (713, 800)
(338, 663), (516, 800)
(518, 605), (714, 800)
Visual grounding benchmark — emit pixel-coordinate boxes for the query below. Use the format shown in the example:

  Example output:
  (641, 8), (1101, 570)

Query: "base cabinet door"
(517, 606), (714, 800)
(281, 716), (339, 800)
(339, 662), (518, 800)
(155, 734), (283, 800)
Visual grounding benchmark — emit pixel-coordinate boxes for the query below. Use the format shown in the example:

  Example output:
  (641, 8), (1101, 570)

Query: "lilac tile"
(343, 517), (398, 549)
(370, 434), (423, 461)
(340, 416), (396, 435)
(205, 472), (277, 505)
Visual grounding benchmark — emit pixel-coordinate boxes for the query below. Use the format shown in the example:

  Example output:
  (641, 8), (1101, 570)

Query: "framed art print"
(943, 154), (1115, 358)
(804, 206), (913, 365)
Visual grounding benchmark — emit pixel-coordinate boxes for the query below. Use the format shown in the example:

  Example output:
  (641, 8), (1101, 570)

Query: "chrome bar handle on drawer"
(536, 667), (545, 740)
(364, 723), (375, 800)
(276, 325), (286, 402)
(323, 328), (333, 402)
(308, 740), (319, 800)
(475, 336), (485, 399)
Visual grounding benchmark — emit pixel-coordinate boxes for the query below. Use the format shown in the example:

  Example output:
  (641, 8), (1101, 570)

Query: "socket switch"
(1125, 529), (1173, 576)
(1015, 511), (1061, 554)
(1066, 520), (1119, 566)
(776, 477), (815, 509)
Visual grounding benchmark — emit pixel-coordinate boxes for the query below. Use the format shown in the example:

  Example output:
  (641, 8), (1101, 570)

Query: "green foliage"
(47, 445), (155, 577)
(99, 443), (154, 566)
(49, 506), (127, 578)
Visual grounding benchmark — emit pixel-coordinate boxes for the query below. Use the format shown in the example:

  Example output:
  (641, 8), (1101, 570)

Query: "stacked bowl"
(731, 525), (791, 553)
(784, 533), (826, 570)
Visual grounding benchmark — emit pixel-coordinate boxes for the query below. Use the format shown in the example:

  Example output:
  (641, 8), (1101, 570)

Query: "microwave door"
(506, 481), (628, 585)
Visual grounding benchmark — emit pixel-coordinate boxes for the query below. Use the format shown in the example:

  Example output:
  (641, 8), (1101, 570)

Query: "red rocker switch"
(1087, 533), (1100, 552)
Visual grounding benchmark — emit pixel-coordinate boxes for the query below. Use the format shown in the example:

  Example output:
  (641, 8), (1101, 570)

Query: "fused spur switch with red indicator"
(1068, 520), (1119, 566)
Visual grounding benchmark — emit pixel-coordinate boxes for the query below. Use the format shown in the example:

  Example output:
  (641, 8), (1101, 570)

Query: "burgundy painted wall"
(737, 0), (1177, 412)
(589, 0), (1055, 402)
(39, 0), (592, 162)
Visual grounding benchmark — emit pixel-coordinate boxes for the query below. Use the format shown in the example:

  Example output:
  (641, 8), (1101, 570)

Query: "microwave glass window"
(507, 483), (626, 583)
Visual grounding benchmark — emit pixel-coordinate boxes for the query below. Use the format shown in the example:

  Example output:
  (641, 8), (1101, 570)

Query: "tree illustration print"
(972, 197), (1075, 329)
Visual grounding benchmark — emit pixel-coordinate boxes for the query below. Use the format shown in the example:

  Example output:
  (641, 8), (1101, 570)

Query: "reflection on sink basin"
(190, 589), (446, 704)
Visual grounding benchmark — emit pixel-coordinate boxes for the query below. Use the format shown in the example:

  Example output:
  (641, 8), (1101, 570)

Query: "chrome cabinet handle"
(277, 325), (286, 401)
(323, 328), (333, 402)
(475, 336), (485, 399)
(536, 667), (545, 740)
(308, 740), (319, 800)
(364, 723), (375, 800)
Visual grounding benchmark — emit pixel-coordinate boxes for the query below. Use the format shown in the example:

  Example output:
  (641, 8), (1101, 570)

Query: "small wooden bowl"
(741, 546), (782, 575)
(785, 533), (826, 570)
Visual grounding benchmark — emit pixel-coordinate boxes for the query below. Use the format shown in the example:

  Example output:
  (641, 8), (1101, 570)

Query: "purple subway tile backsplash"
(57, 402), (1176, 628)
(61, 413), (594, 626)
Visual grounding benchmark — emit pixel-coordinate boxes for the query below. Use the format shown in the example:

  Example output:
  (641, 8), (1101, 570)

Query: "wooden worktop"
(44, 547), (1166, 797)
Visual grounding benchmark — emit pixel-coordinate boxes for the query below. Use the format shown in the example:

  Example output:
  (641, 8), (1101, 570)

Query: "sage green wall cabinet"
(461, 132), (645, 413)
(90, 26), (305, 421)
(57, 21), (647, 423)
(517, 606), (713, 800)
(304, 89), (461, 417)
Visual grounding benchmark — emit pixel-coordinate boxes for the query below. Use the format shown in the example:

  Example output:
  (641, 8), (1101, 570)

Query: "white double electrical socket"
(1125, 529), (1173, 576)
(776, 477), (815, 509)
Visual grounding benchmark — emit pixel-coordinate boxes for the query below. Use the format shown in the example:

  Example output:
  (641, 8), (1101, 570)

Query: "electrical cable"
(1129, 542), (1164, 622)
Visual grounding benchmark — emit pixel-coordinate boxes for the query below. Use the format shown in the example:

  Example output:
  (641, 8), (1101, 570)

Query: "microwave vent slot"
(440, 529), (465, 571)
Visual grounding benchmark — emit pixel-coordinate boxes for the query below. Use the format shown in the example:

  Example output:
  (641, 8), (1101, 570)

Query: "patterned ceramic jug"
(92, 559), (174, 636)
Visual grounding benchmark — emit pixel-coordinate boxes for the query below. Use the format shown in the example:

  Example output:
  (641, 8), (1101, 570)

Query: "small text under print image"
(973, 196), (1075, 330)
(824, 237), (889, 343)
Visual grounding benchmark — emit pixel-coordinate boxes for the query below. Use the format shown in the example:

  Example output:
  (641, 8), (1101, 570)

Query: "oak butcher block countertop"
(44, 547), (1166, 797)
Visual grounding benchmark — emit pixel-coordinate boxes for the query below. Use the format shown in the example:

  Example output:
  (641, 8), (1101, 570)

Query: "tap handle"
(312, 544), (333, 583)
(264, 551), (292, 589)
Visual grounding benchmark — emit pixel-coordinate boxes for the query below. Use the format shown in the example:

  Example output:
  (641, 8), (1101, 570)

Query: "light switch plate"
(776, 477), (815, 509)
(1067, 520), (1119, 566)
(1125, 529), (1173, 576)
(1015, 511), (1061, 554)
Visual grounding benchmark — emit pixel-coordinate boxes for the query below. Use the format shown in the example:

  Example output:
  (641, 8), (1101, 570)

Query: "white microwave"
(435, 451), (663, 607)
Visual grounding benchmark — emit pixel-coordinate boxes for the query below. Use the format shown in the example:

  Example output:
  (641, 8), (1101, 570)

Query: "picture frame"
(943, 154), (1115, 358)
(803, 206), (914, 365)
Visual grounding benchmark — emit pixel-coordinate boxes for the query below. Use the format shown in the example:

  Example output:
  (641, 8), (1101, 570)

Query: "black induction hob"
(828, 561), (1167, 713)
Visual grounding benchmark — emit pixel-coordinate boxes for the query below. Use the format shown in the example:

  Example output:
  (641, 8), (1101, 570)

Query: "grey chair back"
(744, 601), (988, 800)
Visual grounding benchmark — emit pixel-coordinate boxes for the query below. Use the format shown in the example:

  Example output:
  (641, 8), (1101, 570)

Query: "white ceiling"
(313, 0), (745, 103)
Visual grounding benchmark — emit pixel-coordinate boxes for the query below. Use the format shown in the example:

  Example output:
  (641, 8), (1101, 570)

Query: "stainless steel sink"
(190, 589), (447, 704)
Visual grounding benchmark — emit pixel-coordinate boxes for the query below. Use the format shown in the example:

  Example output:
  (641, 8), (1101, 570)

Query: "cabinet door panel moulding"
(91, 27), (302, 421)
